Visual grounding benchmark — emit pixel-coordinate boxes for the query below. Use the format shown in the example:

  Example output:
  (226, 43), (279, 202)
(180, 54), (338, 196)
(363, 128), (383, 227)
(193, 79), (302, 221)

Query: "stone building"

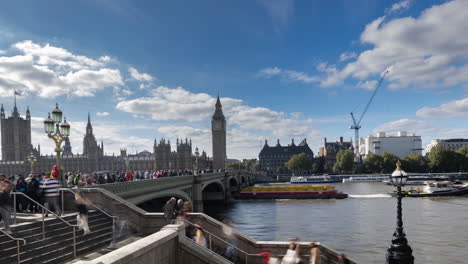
(0, 103), (35, 161)
(0, 102), (212, 176)
(318, 137), (353, 168)
(259, 139), (314, 173)
(425, 138), (468, 153)
(211, 96), (226, 170)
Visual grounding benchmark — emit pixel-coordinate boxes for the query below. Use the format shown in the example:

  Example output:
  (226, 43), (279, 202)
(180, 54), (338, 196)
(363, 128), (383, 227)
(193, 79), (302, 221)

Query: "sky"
(0, 0), (467, 159)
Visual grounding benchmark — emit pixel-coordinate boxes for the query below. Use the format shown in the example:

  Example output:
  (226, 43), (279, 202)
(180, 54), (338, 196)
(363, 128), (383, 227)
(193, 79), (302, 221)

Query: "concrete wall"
(74, 188), (357, 264)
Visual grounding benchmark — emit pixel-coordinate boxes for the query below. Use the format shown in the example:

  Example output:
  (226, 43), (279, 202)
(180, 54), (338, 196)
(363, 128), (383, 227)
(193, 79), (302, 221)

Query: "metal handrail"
(59, 188), (119, 239)
(174, 218), (259, 264)
(0, 228), (26, 264)
(11, 191), (79, 258)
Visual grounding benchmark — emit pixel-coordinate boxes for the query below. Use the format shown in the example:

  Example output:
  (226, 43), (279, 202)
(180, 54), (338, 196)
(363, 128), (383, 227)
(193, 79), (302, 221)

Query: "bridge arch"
(135, 189), (192, 212)
(229, 177), (239, 193)
(202, 181), (225, 203)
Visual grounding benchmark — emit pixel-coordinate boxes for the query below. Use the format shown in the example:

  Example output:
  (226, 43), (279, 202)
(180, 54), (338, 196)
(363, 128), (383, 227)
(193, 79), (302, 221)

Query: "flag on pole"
(14, 90), (21, 96)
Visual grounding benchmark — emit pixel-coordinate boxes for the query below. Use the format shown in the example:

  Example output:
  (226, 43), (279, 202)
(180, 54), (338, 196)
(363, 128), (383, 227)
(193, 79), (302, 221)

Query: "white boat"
(342, 175), (388, 183)
(290, 176), (340, 184)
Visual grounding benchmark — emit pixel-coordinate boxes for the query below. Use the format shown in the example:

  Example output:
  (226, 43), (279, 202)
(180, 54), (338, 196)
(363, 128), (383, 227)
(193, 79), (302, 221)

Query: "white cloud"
(256, 67), (282, 78)
(356, 80), (378, 91)
(128, 67), (155, 82)
(0, 41), (124, 98)
(320, 0), (468, 90)
(0, 50), (5, 55)
(339, 51), (357, 62)
(96, 112), (110, 117)
(416, 97), (468, 118)
(256, 67), (318, 84)
(386, 0), (411, 14)
(257, 0), (295, 33)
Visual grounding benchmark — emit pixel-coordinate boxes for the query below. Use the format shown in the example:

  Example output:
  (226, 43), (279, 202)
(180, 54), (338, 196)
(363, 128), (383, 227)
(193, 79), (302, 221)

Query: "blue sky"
(0, 0), (467, 159)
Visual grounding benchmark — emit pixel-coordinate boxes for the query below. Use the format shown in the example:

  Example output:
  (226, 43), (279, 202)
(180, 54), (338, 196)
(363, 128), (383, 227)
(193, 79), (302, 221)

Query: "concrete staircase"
(0, 211), (114, 264)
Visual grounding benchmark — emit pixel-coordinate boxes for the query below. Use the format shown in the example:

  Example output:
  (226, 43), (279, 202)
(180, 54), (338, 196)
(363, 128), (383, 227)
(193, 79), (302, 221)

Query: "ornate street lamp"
(27, 152), (37, 173)
(386, 160), (414, 264)
(194, 147), (200, 176)
(44, 103), (70, 187)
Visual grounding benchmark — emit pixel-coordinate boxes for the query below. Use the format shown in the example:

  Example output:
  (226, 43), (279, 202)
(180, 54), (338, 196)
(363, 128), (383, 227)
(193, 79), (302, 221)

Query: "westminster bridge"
(91, 171), (255, 212)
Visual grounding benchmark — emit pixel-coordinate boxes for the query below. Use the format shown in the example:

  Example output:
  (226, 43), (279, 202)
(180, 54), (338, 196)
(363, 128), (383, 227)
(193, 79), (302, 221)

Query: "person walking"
(26, 174), (40, 213)
(194, 222), (207, 247)
(309, 242), (320, 264)
(39, 174), (61, 216)
(14, 177), (27, 212)
(163, 197), (176, 225)
(0, 174), (13, 234)
(281, 240), (302, 264)
(75, 188), (91, 235)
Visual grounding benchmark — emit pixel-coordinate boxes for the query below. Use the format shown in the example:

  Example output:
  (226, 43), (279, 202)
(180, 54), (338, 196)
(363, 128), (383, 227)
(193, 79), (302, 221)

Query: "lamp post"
(194, 147), (199, 176)
(43, 103), (70, 187)
(27, 152), (37, 173)
(386, 160), (414, 264)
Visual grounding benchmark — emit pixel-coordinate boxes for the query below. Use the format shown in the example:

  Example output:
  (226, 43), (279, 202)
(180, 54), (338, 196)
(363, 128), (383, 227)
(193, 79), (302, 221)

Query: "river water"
(207, 182), (468, 264)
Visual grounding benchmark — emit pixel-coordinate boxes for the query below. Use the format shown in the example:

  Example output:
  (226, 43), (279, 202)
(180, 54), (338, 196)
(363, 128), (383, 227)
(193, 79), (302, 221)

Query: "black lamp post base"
(386, 231), (414, 264)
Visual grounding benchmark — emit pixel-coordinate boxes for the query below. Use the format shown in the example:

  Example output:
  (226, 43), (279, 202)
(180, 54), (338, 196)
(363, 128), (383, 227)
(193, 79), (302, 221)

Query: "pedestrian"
(0, 174), (13, 234)
(14, 176), (27, 212)
(163, 197), (176, 225)
(309, 242), (320, 264)
(75, 187), (91, 235)
(67, 172), (74, 188)
(175, 199), (184, 217)
(39, 173), (61, 216)
(337, 253), (350, 264)
(258, 248), (271, 264)
(194, 222), (207, 247)
(223, 219), (238, 262)
(26, 174), (40, 213)
(281, 240), (302, 264)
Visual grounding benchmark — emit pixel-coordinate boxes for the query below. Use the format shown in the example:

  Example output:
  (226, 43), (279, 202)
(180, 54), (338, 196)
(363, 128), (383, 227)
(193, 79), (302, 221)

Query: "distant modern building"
(211, 95), (227, 170)
(259, 139), (313, 173)
(318, 137), (353, 168)
(425, 138), (468, 153)
(359, 131), (423, 158)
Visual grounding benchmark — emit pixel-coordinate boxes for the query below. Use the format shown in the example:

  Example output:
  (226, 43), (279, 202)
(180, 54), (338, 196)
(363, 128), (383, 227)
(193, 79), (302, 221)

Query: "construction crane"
(350, 69), (390, 161)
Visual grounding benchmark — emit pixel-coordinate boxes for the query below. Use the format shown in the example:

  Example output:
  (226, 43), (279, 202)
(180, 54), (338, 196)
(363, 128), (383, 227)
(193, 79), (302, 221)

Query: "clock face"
(213, 121), (221, 129)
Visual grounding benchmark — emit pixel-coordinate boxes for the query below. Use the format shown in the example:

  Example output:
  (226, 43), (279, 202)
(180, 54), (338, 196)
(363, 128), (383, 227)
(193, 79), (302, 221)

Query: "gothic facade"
(0, 103), (212, 176)
(211, 96), (226, 170)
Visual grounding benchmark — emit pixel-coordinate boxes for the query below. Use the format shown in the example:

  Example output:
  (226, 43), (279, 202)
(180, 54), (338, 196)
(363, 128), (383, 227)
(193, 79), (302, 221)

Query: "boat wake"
(349, 194), (391, 198)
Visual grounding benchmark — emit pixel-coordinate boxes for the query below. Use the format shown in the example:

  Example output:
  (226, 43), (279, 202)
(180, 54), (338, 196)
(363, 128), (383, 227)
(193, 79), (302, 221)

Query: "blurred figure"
(223, 219), (238, 262)
(194, 222), (207, 247)
(337, 253), (350, 264)
(26, 174), (40, 213)
(163, 197), (176, 225)
(14, 177), (27, 212)
(257, 248), (270, 264)
(0, 174), (13, 234)
(281, 239), (302, 264)
(39, 174), (61, 216)
(75, 188), (91, 234)
(309, 242), (320, 264)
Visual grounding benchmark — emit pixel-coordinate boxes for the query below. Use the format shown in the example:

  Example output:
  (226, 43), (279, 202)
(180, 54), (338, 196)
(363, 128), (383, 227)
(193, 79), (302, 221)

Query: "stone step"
(0, 210), (115, 264)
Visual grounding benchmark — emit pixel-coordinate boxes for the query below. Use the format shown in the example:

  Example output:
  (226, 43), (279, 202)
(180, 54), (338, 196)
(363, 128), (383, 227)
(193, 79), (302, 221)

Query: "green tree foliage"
(457, 146), (468, 171)
(364, 153), (384, 172)
(285, 153), (313, 172)
(401, 153), (428, 173)
(333, 150), (354, 173)
(382, 152), (399, 173)
(428, 145), (461, 172)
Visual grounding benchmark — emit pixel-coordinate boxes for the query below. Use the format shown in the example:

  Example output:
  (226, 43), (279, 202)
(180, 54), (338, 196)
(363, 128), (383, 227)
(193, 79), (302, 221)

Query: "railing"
(0, 228), (26, 264)
(11, 192), (79, 258)
(59, 188), (119, 239)
(175, 218), (351, 264)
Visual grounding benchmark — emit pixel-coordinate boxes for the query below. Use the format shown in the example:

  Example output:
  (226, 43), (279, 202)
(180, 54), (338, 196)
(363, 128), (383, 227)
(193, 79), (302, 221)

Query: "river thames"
(207, 182), (468, 264)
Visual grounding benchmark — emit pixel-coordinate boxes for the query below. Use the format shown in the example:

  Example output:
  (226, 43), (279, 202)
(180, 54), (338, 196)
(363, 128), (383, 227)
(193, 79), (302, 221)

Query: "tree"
(382, 152), (399, 173)
(364, 153), (383, 173)
(285, 153), (313, 173)
(457, 146), (468, 172)
(401, 153), (428, 173)
(428, 145), (459, 172)
(333, 150), (354, 173)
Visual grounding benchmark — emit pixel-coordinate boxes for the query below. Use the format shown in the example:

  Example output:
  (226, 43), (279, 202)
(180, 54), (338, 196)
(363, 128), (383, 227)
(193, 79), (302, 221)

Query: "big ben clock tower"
(211, 95), (226, 170)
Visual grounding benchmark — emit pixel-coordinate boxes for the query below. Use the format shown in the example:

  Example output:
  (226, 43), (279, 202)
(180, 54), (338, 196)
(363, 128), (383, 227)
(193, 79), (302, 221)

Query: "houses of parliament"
(0, 97), (227, 175)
